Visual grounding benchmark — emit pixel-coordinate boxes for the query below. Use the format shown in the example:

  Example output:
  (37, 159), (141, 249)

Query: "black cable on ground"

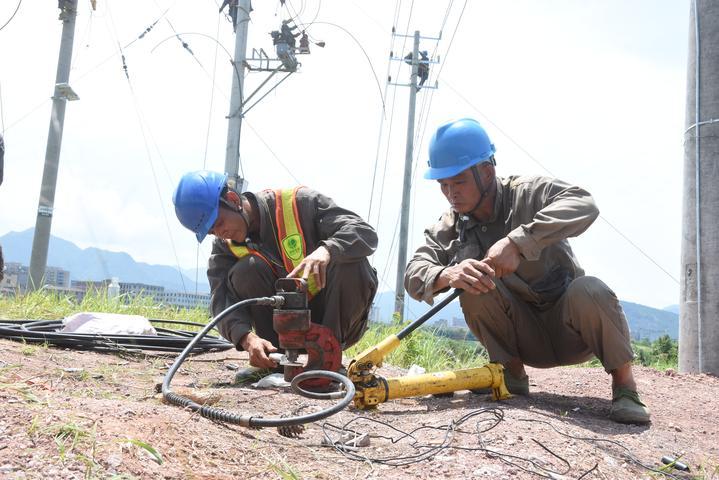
(161, 296), (355, 429)
(0, 318), (233, 354)
(321, 408), (682, 478)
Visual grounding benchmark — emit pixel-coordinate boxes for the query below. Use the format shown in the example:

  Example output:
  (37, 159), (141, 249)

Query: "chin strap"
(220, 193), (252, 232)
(468, 159), (494, 214)
(236, 195), (251, 231)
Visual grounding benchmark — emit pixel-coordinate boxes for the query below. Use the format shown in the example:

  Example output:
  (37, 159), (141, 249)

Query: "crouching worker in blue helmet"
(404, 118), (650, 425)
(173, 171), (378, 375)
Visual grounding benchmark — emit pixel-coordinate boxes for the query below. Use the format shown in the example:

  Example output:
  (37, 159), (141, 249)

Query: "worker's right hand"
(239, 332), (278, 369)
(439, 259), (496, 295)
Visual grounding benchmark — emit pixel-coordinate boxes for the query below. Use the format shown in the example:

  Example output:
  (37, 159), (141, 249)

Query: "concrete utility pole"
(394, 31), (421, 319)
(29, 0), (79, 290)
(680, 0), (719, 375)
(224, 0), (251, 192)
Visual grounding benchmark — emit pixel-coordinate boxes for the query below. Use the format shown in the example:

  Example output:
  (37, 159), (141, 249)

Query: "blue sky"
(0, 1), (689, 310)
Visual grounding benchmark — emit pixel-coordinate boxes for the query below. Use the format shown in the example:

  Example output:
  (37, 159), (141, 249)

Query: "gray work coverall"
(208, 188), (378, 350)
(405, 175), (634, 372)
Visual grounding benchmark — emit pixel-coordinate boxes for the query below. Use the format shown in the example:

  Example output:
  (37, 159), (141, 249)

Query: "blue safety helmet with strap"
(173, 170), (228, 242)
(425, 118), (496, 180)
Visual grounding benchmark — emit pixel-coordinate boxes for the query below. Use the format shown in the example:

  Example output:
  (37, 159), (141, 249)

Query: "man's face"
(438, 168), (482, 214)
(208, 203), (247, 243)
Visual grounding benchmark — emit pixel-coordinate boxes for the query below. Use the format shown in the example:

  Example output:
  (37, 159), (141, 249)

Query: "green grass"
(1, 289), (679, 372)
(345, 321), (488, 372)
(0, 288), (211, 330)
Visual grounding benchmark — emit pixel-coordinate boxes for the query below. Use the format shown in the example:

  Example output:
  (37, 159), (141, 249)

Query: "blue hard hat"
(425, 118), (496, 180)
(173, 170), (227, 242)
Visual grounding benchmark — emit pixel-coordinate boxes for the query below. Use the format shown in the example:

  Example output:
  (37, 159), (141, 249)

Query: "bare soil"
(0, 338), (717, 479)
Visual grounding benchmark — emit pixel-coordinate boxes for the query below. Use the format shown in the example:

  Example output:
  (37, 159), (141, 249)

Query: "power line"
(0, 0), (22, 32)
(104, 1), (187, 294)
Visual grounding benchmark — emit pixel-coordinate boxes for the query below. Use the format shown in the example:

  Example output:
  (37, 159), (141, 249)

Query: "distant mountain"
(0, 228), (209, 293)
(373, 290), (678, 342)
(663, 304), (679, 314)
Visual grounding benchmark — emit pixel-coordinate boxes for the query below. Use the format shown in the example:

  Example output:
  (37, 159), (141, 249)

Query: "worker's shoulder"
(502, 174), (567, 190)
(427, 209), (458, 234)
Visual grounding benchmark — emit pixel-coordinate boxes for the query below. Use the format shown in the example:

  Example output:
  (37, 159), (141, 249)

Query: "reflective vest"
(226, 187), (320, 297)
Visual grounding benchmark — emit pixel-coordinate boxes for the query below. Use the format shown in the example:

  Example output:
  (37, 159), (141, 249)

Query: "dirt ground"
(0, 338), (717, 480)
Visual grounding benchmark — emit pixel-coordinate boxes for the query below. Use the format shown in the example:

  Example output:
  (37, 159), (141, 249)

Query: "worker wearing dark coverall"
(405, 118), (650, 424)
(173, 170), (377, 370)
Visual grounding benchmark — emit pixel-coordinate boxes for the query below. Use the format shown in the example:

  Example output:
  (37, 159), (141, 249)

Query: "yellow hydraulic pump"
(347, 290), (512, 410)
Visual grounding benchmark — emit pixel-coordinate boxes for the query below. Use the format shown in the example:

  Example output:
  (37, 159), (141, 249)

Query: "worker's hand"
(483, 237), (521, 278)
(239, 332), (278, 369)
(287, 245), (331, 289)
(439, 259), (496, 295)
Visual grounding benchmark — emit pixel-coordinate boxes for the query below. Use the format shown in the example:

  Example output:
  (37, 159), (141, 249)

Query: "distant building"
(45, 266), (70, 288)
(160, 291), (210, 310)
(2, 262), (210, 310)
(1, 262), (69, 291)
(449, 316), (467, 328)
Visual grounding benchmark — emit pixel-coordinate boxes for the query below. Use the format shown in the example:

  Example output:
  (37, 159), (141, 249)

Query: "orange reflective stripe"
(274, 187), (320, 297)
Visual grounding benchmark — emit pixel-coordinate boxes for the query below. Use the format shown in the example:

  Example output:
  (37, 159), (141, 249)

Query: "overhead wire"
(408, 0), (464, 241)
(243, 120), (303, 184)
(376, 0), (416, 223)
(371, 0), (415, 278)
(2, 5), (173, 134)
(103, 0), (187, 293)
(365, 0), (404, 223)
(0, 0), (22, 32)
(195, 10), (224, 297)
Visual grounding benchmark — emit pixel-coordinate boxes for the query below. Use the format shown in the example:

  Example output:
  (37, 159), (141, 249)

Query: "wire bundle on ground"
(0, 319), (233, 354)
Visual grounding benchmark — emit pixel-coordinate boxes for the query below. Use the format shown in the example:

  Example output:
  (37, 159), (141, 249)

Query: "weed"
(26, 415), (40, 437)
(267, 458), (301, 479)
(119, 438), (163, 465)
(52, 422), (90, 461)
(0, 382), (42, 404)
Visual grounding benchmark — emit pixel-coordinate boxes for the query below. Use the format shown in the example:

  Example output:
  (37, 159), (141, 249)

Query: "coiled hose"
(0, 319), (233, 353)
(161, 295), (355, 429)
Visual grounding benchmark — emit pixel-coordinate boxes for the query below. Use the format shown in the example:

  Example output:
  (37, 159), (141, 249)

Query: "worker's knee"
(460, 286), (506, 315)
(566, 276), (616, 304)
(325, 261), (377, 294)
(227, 256), (276, 298)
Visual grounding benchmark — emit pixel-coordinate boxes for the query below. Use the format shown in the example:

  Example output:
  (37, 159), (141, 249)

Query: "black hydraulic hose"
(0, 319), (233, 353)
(162, 296), (355, 429)
(396, 289), (462, 341)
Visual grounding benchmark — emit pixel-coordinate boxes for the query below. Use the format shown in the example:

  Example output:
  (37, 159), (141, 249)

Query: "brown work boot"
(609, 387), (651, 424)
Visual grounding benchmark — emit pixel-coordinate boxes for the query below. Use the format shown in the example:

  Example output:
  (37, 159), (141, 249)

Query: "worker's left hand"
(483, 237), (521, 277)
(287, 245), (331, 289)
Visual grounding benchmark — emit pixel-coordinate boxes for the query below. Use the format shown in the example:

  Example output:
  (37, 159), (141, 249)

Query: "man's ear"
(478, 162), (495, 180)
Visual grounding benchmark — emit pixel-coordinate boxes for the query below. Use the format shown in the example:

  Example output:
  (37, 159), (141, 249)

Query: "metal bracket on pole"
(53, 83), (80, 101)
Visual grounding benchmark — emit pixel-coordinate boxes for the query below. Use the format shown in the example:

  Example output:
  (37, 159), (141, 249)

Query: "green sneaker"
(471, 371), (529, 396)
(609, 387), (651, 424)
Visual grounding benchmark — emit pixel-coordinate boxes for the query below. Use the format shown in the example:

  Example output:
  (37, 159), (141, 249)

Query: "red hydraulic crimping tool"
(272, 278), (342, 390)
